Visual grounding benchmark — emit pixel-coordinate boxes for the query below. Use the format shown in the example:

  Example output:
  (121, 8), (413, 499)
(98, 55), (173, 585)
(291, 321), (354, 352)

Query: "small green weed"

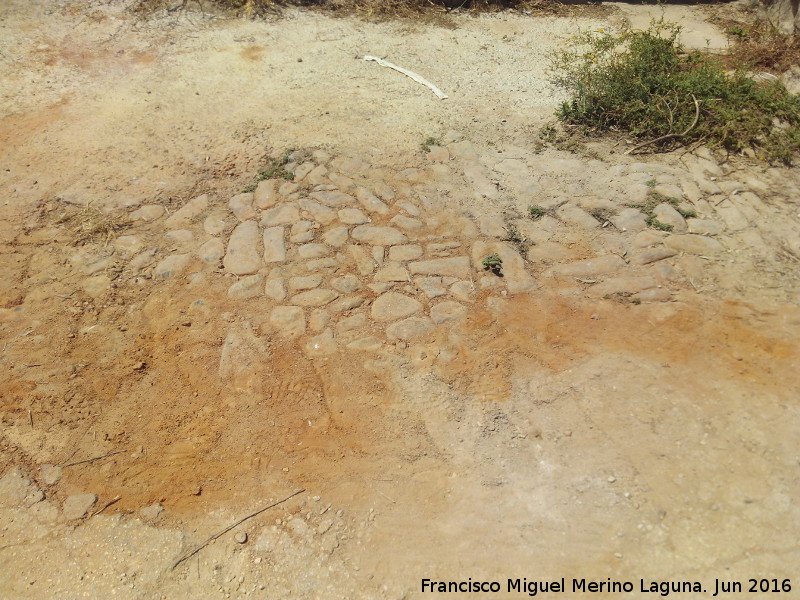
(421, 136), (441, 152)
(242, 183), (257, 193)
(529, 205), (547, 220)
(676, 207), (697, 218)
(645, 216), (673, 231)
(257, 149), (295, 181)
(550, 19), (800, 164)
(482, 254), (503, 276)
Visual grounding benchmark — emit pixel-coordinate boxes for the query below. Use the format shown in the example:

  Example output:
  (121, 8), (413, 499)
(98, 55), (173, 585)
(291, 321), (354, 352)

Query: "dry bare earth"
(1, 1), (799, 599)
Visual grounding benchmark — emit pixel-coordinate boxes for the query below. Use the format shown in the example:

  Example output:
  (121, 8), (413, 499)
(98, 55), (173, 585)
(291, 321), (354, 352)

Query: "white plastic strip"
(364, 56), (448, 100)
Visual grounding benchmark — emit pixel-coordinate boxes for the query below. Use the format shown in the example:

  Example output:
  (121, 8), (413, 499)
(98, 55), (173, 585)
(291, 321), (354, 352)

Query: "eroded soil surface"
(1, 1), (799, 599)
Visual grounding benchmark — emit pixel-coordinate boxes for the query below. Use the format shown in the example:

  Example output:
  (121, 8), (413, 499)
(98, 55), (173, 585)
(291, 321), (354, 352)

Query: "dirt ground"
(1, 1), (799, 599)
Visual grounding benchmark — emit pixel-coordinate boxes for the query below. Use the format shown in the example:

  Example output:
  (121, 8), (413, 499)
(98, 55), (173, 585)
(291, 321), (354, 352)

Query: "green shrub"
(550, 20), (800, 164)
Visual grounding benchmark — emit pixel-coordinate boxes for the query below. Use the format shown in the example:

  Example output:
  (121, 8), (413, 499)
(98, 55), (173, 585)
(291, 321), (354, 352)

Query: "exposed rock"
(164, 194), (208, 228)
(351, 225), (408, 246)
(261, 204), (301, 227)
(291, 289), (339, 307)
(290, 221), (315, 243)
(130, 204), (165, 222)
(714, 200), (750, 231)
(478, 214), (506, 238)
(526, 242), (576, 264)
(547, 255), (626, 279)
(687, 219), (725, 235)
(229, 192), (256, 221)
(203, 213), (227, 236)
(228, 274), (263, 299)
(262, 226), (286, 264)
(633, 288), (673, 303)
(297, 243), (330, 259)
(322, 226), (349, 247)
(299, 198), (336, 225)
(556, 204), (600, 229)
(630, 246), (677, 266)
(611, 208), (648, 233)
(154, 254), (192, 278)
(305, 257), (339, 271)
(311, 190), (355, 207)
(390, 214), (424, 232)
(40, 464), (63, 486)
(389, 245), (424, 262)
(371, 292), (422, 321)
(590, 276), (658, 297)
(269, 306), (306, 338)
(653, 204), (687, 233)
(338, 208), (370, 225)
(430, 301), (467, 324)
(415, 276), (446, 298)
(279, 182), (300, 197)
(254, 180), (277, 209)
(355, 188), (391, 215)
(409, 256), (471, 279)
(328, 296), (366, 313)
(374, 262), (410, 282)
(265, 277), (287, 302)
(289, 274), (323, 291)
(304, 328), (337, 357)
(193, 239), (223, 264)
(224, 221), (262, 275)
(449, 280), (475, 302)
(140, 503), (164, 521)
(386, 316), (435, 340)
(63, 493), (97, 520)
(332, 274), (361, 293)
(308, 309), (330, 331)
(164, 229), (194, 246)
(336, 313), (367, 333)
(664, 234), (725, 254)
(348, 245), (376, 276)
(0, 467), (42, 508)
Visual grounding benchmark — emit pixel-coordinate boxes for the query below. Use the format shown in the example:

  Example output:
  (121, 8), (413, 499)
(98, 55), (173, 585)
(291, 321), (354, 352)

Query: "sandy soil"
(1, 1), (799, 599)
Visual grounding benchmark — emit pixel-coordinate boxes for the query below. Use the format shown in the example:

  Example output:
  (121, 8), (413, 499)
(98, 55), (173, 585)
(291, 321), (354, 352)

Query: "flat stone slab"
(664, 234), (725, 254)
(630, 246), (677, 266)
(229, 192), (256, 221)
(547, 255), (626, 279)
(355, 188), (391, 215)
(386, 316), (435, 340)
(270, 306), (306, 338)
(261, 204), (301, 227)
(228, 274), (263, 299)
(351, 226), (408, 246)
(224, 221), (262, 275)
(299, 198), (336, 225)
(338, 208), (369, 225)
(371, 292), (422, 322)
(291, 289), (339, 307)
(262, 227), (286, 263)
(389, 245), (424, 262)
(63, 493), (97, 520)
(430, 301), (467, 324)
(254, 180), (277, 209)
(197, 239), (225, 263)
(471, 241), (536, 294)
(165, 194), (208, 228)
(409, 257), (471, 279)
(154, 253), (192, 278)
(310, 190), (356, 207)
(688, 219), (725, 235)
(556, 203), (600, 229)
(653, 204), (687, 233)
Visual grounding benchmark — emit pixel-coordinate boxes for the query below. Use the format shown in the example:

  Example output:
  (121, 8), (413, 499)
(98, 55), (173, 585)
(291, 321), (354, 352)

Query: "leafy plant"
(529, 205), (546, 220)
(550, 19), (800, 164)
(482, 254), (503, 275)
(257, 149), (295, 181)
(421, 136), (441, 152)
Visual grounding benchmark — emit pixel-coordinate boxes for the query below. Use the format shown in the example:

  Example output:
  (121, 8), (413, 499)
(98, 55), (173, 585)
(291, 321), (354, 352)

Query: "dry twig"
(61, 450), (126, 467)
(171, 489), (305, 570)
(625, 95), (701, 155)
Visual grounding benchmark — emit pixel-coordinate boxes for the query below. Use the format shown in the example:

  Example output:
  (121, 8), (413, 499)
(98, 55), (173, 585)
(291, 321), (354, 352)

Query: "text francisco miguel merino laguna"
(421, 577), (740, 597)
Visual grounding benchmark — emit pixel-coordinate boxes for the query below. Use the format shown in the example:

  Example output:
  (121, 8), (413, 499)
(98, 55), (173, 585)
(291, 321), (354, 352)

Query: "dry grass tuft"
(56, 205), (133, 246)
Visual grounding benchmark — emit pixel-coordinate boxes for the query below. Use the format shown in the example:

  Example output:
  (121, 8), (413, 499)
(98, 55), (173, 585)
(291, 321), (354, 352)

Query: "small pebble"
(608, 475), (617, 483)
(234, 531), (248, 544)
